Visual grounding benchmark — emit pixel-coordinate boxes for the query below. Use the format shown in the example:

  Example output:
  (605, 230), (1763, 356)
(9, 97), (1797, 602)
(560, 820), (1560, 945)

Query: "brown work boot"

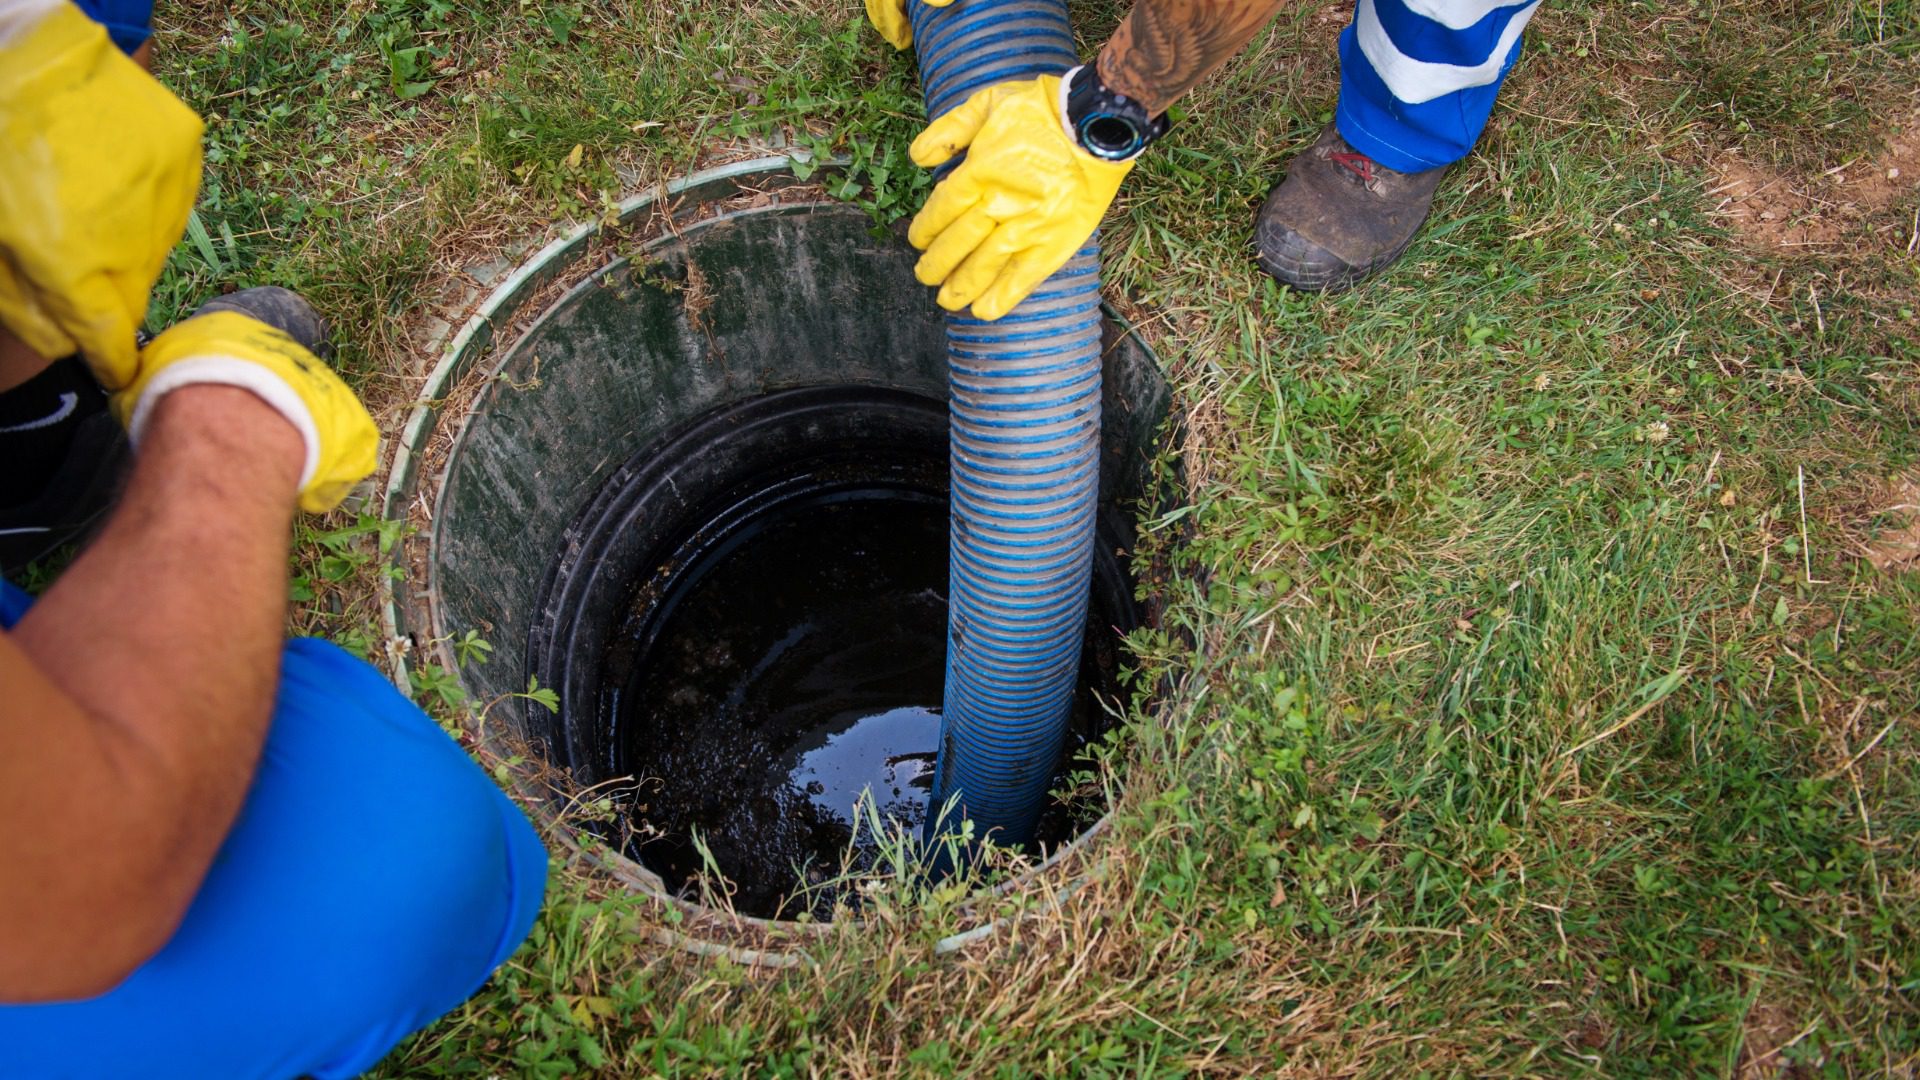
(1253, 124), (1448, 293)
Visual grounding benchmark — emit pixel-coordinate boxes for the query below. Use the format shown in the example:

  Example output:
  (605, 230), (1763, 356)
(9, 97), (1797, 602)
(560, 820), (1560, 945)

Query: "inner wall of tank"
(428, 197), (1172, 891)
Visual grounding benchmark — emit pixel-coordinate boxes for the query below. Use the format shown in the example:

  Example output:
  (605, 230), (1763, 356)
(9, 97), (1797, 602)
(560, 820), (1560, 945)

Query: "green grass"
(141, 0), (1920, 1074)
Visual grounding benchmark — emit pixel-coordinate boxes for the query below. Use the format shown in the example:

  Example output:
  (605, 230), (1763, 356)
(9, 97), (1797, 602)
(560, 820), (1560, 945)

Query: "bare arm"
(1096, 0), (1287, 116)
(0, 372), (302, 1002)
(0, 315), (42, 392)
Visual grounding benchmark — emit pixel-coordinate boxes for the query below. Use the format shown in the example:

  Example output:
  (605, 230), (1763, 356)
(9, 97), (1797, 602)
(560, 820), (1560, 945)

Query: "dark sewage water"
(603, 485), (1119, 919)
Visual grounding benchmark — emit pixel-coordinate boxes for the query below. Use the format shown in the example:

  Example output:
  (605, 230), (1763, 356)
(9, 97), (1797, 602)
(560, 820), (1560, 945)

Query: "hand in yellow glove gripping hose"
(0, 1), (203, 389)
(907, 74), (1132, 322)
(115, 312), (380, 513)
(864, 0), (954, 51)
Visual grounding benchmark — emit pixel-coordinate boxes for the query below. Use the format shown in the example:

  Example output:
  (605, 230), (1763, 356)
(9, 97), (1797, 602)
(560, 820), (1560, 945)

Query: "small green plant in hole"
(409, 656), (466, 713)
(452, 629), (493, 668)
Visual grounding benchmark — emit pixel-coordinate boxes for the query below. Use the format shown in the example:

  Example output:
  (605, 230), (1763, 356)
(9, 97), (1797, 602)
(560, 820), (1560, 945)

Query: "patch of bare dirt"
(1865, 471), (1920, 573)
(1707, 114), (1920, 253)
(1737, 1002), (1805, 1078)
(1572, 1013), (1612, 1052)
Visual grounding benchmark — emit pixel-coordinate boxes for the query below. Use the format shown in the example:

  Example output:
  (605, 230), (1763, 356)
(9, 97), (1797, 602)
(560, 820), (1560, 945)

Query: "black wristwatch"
(1063, 63), (1171, 162)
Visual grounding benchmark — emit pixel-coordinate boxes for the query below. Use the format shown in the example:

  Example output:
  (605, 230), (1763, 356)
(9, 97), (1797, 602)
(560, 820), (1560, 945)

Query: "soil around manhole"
(1707, 113), (1920, 252)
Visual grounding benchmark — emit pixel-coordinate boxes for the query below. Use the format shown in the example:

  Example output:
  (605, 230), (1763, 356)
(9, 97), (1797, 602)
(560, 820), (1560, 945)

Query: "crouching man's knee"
(0, 639), (548, 1080)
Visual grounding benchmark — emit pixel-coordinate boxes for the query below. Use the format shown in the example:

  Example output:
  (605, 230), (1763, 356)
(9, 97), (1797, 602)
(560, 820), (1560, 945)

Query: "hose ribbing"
(911, 0), (1101, 850)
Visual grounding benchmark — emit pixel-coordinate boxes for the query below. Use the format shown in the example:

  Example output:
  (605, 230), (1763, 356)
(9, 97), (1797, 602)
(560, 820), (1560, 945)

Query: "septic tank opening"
(529, 386), (1139, 920)
(384, 159), (1175, 936)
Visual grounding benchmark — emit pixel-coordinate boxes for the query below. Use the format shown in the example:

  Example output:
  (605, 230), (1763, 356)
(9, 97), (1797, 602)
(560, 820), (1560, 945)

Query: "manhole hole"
(382, 157), (1175, 945)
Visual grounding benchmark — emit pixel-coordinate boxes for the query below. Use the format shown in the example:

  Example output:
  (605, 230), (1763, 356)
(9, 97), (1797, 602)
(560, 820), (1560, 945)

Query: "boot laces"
(1328, 150), (1379, 186)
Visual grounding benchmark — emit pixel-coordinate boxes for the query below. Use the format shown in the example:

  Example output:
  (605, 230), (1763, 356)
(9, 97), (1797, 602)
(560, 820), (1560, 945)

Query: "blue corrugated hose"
(912, 0), (1102, 850)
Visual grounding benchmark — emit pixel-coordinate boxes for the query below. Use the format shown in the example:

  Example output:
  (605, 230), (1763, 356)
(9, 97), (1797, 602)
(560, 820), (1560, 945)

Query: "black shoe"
(1253, 124), (1448, 293)
(192, 285), (335, 360)
(0, 287), (334, 578)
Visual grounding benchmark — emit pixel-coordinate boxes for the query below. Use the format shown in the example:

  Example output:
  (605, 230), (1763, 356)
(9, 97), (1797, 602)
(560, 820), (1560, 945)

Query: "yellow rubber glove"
(114, 312), (380, 513)
(0, 2), (204, 390)
(908, 74), (1132, 322)
(865, 0), (954, 51)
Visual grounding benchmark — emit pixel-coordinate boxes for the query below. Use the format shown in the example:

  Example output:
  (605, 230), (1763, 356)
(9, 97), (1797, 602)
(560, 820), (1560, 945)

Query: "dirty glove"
(115, 312), (380, 513)
(0, 0), (203, 389)
(864, 0), (953, 51)
(908, 73), (1131, 322)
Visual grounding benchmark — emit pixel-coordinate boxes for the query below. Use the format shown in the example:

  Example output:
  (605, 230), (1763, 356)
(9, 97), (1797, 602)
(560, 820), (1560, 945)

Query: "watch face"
(1066, 65), (1163, 161)
(1078, 113), (1144, 161)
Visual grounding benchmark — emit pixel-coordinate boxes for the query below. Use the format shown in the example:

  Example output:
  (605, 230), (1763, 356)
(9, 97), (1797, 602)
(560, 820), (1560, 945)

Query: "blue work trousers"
(1336, 0), (1542, 172)
(71, 0), (152, 54)
(0, 581), (549, 1079)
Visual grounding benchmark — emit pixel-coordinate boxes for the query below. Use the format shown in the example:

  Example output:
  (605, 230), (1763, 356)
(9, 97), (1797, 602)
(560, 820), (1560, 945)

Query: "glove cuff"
(0, 0), (65, 50)
(1056, 68), (1079, 147)
(123, 355), (321, 491)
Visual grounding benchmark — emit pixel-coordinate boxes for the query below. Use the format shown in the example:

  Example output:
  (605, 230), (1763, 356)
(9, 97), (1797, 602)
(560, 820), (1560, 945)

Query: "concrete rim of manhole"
(377, 154), (1168, 966)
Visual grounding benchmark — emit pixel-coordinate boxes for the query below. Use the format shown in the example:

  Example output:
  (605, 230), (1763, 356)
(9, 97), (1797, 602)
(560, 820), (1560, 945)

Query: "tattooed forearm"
(1096, 0), (1286, 115)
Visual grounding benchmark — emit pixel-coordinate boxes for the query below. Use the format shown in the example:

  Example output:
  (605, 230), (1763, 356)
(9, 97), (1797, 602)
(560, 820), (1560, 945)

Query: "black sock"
(0, 356), (110, 506)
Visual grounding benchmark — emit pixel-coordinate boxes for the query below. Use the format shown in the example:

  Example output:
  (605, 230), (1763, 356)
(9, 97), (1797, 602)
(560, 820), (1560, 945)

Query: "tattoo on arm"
(1096, 0), (1287, 115)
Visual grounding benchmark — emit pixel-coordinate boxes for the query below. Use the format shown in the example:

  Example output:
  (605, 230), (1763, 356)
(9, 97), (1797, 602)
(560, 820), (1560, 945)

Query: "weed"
(409, 656), (468, 713)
